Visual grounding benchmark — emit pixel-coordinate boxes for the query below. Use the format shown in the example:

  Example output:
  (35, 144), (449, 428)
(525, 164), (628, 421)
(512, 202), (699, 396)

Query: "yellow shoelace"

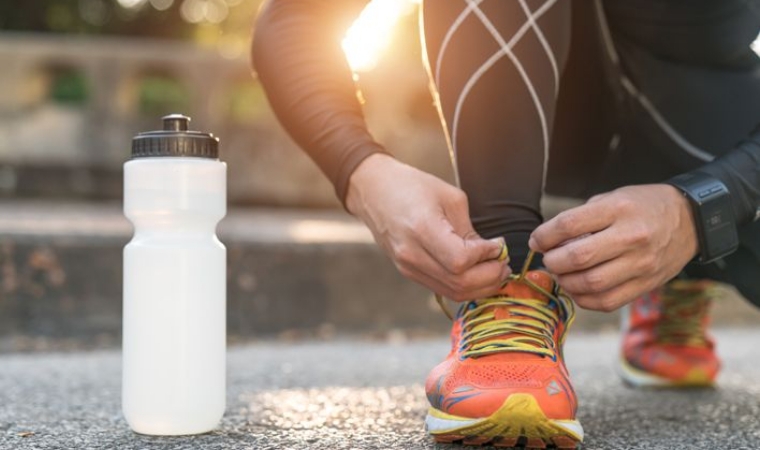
(435, 249), (574, 359)
(655, 282), (714, 346)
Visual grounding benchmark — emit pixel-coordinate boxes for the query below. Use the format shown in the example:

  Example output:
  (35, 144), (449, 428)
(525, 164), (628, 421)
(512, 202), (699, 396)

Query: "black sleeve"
(251, 0), (390, 205)
(695, 128), (760, 225)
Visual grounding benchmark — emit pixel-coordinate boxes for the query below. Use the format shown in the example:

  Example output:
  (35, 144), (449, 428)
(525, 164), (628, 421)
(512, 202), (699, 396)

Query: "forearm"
(251, 0), (389, 203)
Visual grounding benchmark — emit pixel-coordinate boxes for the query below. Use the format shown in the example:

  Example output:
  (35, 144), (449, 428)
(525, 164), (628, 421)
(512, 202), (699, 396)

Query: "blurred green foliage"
(1, 0), (188, 38)
(50, 71), (89, 105)
(0, 0), (262, 41)
(138, 76), (191, 116)
(226, 82), (268, 123)
(1, 0), (264, 114)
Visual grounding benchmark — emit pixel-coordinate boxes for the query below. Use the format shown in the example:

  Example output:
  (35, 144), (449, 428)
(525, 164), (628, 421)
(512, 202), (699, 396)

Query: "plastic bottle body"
(123, 157), (226, 435)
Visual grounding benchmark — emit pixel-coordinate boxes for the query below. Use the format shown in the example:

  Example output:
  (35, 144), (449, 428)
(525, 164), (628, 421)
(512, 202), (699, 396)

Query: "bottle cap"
(131, 114), (219, 159)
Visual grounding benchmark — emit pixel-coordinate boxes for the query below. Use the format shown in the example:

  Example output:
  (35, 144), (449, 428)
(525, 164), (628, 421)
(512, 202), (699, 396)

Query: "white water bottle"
(122, 114), (226, 435)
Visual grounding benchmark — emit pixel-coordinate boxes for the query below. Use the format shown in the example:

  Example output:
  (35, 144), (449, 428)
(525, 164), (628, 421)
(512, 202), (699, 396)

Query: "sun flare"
(342, 0), (420, 73)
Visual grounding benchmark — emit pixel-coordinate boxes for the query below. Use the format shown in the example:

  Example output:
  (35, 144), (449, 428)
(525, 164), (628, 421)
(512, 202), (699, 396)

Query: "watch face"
(701, 194), (738, 258)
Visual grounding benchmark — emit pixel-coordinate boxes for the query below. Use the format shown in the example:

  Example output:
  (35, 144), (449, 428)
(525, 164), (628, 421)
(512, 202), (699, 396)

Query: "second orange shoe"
(619, 279), (720, 388)
(424, 270), (582, 448)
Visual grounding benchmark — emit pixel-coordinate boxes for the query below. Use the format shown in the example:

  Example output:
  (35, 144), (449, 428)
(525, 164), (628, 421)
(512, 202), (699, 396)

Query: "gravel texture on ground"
(2, 330), (760, 449)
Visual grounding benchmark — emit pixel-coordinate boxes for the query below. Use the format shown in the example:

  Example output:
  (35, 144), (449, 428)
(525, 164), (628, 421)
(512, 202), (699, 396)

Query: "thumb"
(423, 218), (507, 274)
(444, 193), (507, 263)
(464, 235), (508, 264)
(434, 190), (507, 271)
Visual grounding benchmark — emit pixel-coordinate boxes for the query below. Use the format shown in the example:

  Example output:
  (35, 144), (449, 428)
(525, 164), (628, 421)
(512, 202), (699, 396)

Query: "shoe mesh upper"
(444, 364), (542, 389)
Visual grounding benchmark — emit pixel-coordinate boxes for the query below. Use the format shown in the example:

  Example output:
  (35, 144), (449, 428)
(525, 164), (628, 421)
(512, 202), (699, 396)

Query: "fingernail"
(490, 238), (509, 262)
(528, 237), (537, 251)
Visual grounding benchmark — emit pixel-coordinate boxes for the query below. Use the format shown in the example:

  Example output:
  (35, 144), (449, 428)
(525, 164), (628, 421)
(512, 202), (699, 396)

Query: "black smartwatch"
(666, 172), (739, 264)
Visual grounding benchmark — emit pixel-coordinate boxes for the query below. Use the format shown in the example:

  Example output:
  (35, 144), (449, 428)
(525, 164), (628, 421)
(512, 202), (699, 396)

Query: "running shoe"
(619, 279), (720, 388)
(425, 270), (583, 448)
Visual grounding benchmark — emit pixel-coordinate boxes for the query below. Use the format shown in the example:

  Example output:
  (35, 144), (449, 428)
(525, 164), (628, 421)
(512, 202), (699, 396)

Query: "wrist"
(345, 153), (397, 216)
(664, 184), (700, 260)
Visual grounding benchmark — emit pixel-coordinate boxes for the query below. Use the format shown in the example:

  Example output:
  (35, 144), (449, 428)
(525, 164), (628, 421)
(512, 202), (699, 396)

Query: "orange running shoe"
(619, 279), (720, 388)
(424, 270), (583, 448)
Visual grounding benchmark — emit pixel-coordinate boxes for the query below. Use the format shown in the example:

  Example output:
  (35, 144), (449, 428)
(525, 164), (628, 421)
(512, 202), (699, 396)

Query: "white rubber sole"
(618, 356), (714, 388)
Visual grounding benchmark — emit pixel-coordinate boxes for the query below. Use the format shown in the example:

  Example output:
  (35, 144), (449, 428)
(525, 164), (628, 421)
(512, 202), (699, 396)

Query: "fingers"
(350, 161), (517, 302)
(441, 189), (475, 234)
(554, 253), (642, 297)
(437, 190), (505, 268)
(390, 217), (509, 300)
(572, 276), (660, 313)
(395, 244), (511, 302)
(586, 193), (608, 203)
(534, 185), (698, 313)
(382, 190), (510, 301)
(541, 227), (628, 275)
(529, 200), (616, 253)
(421, 217), (506, 275)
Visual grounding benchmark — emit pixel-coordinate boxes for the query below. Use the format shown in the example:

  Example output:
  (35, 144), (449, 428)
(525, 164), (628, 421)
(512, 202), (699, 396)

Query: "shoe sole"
(425, 393), (583, 448)
(618, 356), (715, 388)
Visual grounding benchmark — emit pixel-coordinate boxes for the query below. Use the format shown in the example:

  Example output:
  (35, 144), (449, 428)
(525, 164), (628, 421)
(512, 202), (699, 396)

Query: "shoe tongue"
(499, 270), (555, 301)
(492, 271), (556, 321)
(467, 270), (558, 360)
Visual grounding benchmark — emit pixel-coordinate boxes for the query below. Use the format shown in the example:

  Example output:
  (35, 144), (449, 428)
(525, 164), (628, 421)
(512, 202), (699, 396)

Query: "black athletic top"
(251, 0), (760, 226)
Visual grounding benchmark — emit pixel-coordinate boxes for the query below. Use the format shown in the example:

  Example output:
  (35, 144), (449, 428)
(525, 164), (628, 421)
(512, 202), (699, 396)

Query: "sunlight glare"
(752, 31), (760, 57)
(117, 0), (148, 9)
(342, 0), (420, 73)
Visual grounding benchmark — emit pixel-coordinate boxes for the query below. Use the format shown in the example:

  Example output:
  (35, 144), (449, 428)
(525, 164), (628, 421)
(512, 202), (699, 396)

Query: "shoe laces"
(655, 281), (715, 346)
(435, 250), (574, 360)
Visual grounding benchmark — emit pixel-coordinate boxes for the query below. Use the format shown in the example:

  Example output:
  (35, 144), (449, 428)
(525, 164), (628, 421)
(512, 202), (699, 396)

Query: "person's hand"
(529, 184), (698, 312)
(346, 154), (511, 301)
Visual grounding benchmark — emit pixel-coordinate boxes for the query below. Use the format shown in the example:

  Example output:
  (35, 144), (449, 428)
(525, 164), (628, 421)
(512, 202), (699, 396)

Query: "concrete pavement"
(3, 329), (760, 449)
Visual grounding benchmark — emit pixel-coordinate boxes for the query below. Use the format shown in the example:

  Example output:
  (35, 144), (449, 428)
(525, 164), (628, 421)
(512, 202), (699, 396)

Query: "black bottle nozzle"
(163, 114), (190, 132)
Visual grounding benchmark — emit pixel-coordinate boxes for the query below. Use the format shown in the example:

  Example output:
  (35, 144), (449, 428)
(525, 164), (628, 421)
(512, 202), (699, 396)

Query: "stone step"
(1, 200), (759, 352)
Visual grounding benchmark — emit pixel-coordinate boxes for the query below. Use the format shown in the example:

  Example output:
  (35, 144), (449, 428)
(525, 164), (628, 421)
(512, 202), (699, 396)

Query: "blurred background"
(0, 0), (451, 206)
(0, 0), (462, 352)
(1, 0), (758, 352)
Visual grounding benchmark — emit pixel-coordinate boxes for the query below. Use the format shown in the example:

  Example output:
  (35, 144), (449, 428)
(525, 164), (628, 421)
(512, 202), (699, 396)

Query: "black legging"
(422, 0), (571, 270)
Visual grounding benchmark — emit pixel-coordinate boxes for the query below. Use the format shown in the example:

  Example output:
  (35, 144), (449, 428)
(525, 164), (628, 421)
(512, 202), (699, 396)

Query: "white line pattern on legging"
(452, 0), (556, 189)
(594, 0), (714, 162)
(435, 0), (483, 86)
(518, 0), (559, 97)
